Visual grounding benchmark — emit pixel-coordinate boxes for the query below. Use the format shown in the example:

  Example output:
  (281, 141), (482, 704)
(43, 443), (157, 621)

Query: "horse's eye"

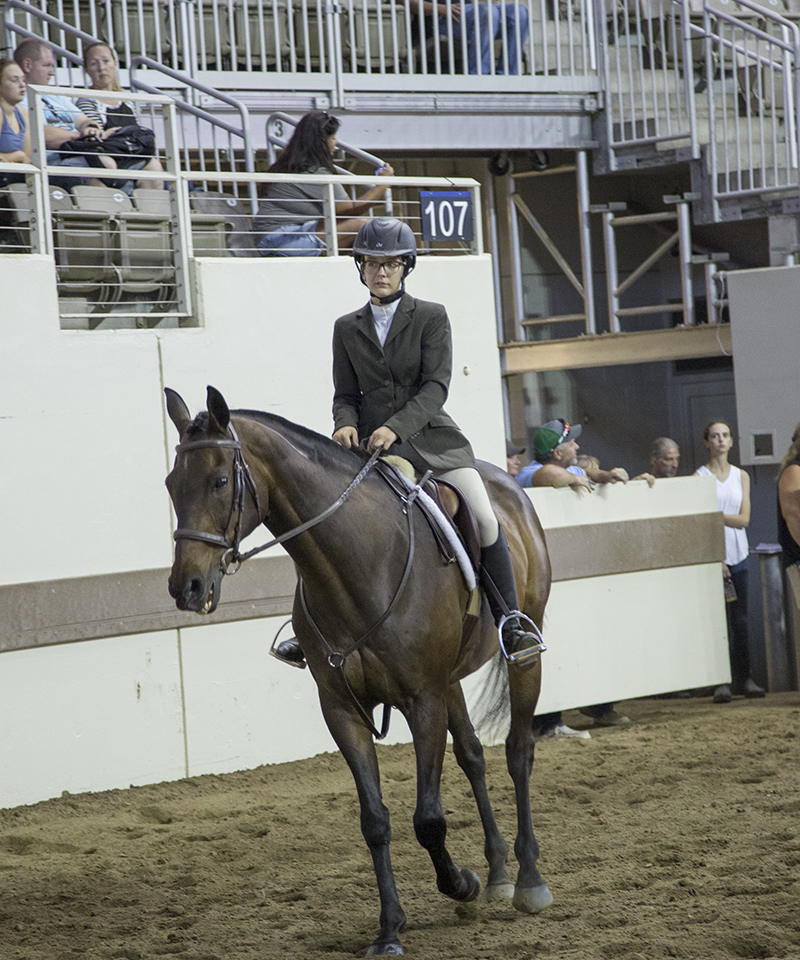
(214, 476), (229, 490)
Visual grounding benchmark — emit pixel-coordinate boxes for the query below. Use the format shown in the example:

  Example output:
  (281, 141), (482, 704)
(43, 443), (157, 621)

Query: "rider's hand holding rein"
(332, 426), (359, 448)
(367, 426), (398, 453)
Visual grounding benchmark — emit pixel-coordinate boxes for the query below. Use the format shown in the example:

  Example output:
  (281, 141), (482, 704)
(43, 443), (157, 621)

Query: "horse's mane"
(185, 408), (367, 471)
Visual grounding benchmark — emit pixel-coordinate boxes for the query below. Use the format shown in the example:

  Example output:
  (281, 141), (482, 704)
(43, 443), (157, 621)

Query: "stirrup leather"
(497, 611), (547, 667)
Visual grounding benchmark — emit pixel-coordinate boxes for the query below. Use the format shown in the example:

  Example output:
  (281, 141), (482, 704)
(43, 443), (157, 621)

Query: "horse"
(164, 385), (553, 957)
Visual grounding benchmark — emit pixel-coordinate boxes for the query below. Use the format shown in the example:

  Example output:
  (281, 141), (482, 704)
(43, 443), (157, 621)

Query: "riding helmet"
(353, 217), (417, 277)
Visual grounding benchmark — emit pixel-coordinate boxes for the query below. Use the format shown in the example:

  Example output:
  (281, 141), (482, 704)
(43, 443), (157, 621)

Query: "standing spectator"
(506, 440), (524, 478)
(73, 42), (164, 191)
(254, 111), (394, 257)
(513, 421), (590, 740)
(516, 419), (633, 491)
(695, 419), (765, 702)
(649, 437), (681, 478)
(13, 38), (108, 188)
(515, 419), (593, 491)
(778, 421), (800, 673)
(0, 59), (29, 186)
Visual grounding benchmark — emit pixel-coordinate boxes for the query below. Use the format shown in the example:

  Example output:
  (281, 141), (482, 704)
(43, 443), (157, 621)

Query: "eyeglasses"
(363, 259), (404, 274)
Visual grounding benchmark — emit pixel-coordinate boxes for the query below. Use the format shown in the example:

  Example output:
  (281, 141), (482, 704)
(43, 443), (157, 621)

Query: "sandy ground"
(2, 693), (800, 960)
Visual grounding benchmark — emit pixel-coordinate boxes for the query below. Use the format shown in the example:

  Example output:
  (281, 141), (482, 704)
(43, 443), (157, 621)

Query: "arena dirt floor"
(2, 693), (800, 960)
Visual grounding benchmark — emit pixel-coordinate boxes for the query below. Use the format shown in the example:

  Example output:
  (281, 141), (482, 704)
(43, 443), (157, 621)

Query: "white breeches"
(438, 466), (499, 547)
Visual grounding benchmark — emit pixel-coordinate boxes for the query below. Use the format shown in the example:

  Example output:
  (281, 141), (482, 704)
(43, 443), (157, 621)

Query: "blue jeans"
(257, 220), (324, 257)
(438, 2), (529, 75)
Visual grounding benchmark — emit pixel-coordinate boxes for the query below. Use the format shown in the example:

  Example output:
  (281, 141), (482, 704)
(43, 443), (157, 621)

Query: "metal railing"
(3, 0), (257, 208)
(130, 55), (257, 211)
(0, 84), (482, 328)
(598, 0), (800, 213)
(698, 0), (800, 216)
(3, 0), (600, 98)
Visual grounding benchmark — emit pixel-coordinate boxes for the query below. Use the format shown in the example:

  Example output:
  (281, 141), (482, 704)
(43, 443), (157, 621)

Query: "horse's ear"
(165, 388), (192, 437)
(206, 385), (231, 434)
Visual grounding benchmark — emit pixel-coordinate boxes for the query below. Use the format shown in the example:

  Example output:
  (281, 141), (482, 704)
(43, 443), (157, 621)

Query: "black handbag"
(60, 124), (156, 169)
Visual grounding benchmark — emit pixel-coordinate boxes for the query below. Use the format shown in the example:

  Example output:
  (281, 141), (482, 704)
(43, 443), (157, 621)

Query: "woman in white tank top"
(695, 420), (764, 702)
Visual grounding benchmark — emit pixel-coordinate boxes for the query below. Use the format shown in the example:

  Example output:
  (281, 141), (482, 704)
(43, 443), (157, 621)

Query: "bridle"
(172, 424), (262, 573)
(173, 424), (382, 574)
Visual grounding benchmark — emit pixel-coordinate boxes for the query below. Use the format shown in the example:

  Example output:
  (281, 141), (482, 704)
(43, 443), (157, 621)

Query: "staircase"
(596, 0), (800, 227)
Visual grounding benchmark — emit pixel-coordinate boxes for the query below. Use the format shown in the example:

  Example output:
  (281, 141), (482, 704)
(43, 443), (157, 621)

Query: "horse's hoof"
(459, 868), (482, 902)
(366, 941), (404, 956)
(513, 883), (554, 914)
(483, 881), (515, 901)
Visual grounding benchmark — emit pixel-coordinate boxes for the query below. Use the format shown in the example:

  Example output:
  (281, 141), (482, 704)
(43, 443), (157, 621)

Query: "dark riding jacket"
(332, 293), (475, 472)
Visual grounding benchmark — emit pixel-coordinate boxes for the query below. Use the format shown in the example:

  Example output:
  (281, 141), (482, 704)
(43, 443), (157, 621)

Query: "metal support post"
(576, 150), (596, 335)
(507, 174), (525, 340)
(676, 198), (694, 325)
(486, 174), (504, 345)
(601, 210), (620, 333)
(757, 545), (797, 691)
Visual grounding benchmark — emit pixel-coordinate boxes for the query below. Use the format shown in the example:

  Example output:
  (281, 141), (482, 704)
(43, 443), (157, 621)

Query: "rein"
(174, 428), (382, 573)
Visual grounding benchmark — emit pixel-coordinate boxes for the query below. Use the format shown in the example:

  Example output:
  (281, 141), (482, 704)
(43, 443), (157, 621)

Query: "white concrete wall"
(0, 254), (728, 809)
(727, 264), (800, 466)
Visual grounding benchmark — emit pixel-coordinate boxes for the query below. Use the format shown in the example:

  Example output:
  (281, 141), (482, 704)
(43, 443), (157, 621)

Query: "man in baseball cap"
(516, 418), (593, 490)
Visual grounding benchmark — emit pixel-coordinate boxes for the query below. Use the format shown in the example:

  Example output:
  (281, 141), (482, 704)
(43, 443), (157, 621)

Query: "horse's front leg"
(408, 694), (482, 903)
(506, 662), (553, 914)
(318, 689), (407, 956)
(447, 681), (514, 900)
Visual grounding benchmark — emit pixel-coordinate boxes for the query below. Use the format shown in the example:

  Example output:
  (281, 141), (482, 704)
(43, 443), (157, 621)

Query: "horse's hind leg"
(318, 691), (406, 956)
(408, 694), (482, 903)
(447, 681), (514, 900)
(506, 662), (553, 913)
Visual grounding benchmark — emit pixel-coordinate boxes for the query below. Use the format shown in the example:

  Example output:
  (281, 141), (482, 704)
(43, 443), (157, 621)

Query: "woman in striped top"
(75, 42), (164, 190)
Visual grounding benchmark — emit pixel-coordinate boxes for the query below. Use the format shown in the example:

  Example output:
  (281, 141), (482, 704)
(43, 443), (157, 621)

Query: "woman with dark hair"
(254, 111), (394, 256)
(695, 419), (765, 702)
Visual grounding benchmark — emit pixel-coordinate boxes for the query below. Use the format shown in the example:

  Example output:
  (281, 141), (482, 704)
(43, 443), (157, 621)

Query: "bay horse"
(164, 386), (553, 957)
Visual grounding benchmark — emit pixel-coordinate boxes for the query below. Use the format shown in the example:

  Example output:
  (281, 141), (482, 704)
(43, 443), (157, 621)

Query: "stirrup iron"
(497, 611), (547, 667)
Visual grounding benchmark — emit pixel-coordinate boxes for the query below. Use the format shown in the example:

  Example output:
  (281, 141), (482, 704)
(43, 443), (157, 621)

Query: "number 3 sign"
(419, 191), (473, 242)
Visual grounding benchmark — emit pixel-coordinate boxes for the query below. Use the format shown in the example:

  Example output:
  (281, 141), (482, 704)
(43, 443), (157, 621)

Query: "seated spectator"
(515, 419), (593, 491)
(13, 38), (105, 189)
(72, 42), (164, 191)
(649, 437), (681, 478)
(506, 439), (524, 478)
(254, 111), (394, 257)
(0, 59), (29, 187)
(407, 0), (530, 76)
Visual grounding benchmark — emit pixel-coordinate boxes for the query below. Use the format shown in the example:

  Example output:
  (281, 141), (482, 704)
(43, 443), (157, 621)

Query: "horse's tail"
(469, 653), (511, 742)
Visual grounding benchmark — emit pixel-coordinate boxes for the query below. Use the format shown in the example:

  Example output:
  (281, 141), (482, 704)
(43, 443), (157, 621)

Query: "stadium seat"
(188, 190), (259, 257)
(133, 188), (229, 256)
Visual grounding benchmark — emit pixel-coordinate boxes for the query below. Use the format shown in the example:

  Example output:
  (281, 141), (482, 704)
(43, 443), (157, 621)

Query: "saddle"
(375, 457), (481, 575)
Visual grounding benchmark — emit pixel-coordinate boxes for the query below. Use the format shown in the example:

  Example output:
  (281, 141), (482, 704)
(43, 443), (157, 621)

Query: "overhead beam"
(501, 324), (733, 374)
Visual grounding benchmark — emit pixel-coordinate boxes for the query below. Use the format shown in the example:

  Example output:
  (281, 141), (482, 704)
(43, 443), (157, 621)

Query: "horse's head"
(165, 385), (262, 614)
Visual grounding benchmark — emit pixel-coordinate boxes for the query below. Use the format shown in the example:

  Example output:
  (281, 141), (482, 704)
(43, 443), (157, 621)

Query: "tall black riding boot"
(479, 527), (546, 667)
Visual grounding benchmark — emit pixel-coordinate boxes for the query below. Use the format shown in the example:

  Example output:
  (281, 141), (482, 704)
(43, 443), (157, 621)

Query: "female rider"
(274, 217), (542, 668)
